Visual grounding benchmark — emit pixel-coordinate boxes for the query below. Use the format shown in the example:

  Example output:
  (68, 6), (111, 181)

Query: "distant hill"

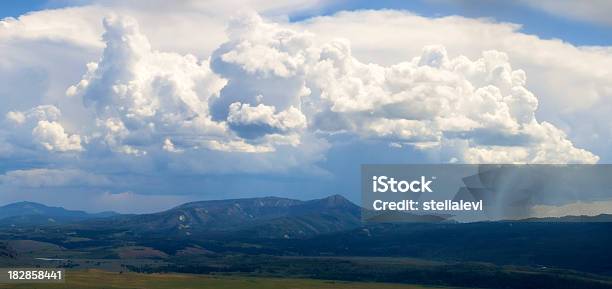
(0, 201), (119, 226)
(516, 214), (612, 223)
(80, 194), (361, 239)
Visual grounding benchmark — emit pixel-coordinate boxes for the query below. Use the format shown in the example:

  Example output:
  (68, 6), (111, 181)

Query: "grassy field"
(0, 269), (454, 289)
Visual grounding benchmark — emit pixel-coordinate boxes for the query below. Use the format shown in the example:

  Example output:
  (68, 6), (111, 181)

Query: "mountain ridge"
(0, 201), (119, 226)
(3, 196), (611, 235)
(68, 194), (361, 239)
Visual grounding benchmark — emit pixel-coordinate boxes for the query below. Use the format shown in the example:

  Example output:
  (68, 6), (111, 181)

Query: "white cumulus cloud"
(5, 105), (82, 152)
(32, 120), (83, 152)
(293, 10), (612, 160)
(0, 10), (601, 169)
(210, 13), (597, 164)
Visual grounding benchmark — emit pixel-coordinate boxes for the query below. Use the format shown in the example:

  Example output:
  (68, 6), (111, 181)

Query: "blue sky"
(292, 0), (612, 46)
(4, 1), (611, 46)
(0, 0), (70, 18)
(1, 1), (611, 213)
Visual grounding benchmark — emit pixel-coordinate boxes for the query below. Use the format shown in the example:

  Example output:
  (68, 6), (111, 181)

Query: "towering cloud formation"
(66, 15), (228, 155)
(209, 13), (597, 164)
(2, 13), (598, 169)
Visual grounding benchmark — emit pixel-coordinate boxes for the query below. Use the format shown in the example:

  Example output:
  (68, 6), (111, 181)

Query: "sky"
(0, 0), (611, 213)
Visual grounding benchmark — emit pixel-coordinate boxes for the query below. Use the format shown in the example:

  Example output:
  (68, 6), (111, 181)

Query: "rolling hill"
(0, 201), (118, 226)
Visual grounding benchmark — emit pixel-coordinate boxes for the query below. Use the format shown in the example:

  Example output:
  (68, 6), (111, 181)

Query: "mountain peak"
(309, 194), (357, 209)
(320, 194), (351, 204)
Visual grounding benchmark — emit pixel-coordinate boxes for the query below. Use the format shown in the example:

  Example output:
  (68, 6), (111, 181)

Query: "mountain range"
(0, 201), (118, 226)
(1, 196), (611, 238)
(0, 195), (362, 239)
